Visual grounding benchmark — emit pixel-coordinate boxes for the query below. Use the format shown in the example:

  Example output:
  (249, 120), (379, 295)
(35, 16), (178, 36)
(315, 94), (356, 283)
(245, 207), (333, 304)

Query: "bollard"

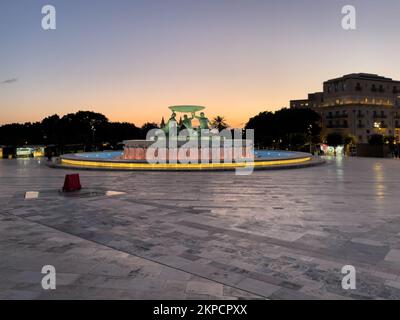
(62, 174), (82, 192)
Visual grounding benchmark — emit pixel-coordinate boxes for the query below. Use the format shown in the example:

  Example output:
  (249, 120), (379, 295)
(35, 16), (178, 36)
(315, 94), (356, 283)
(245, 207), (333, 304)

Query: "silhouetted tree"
(369, 134), (384, 145)
(344, 135), (356, 146)
(212, 116), (229, 131)
(0, 122), (42, 145)
(0, 111), (145, 151)
(245, 108), (321, 150)
(140, 122), (159, 139)
(42, 114), (61, 144)
(326, 132), (344, 156)
(326, 132), (344, 147)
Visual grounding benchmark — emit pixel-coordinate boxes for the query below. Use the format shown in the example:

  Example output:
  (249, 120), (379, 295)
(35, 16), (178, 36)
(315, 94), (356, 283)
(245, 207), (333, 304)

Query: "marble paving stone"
(2, 157), (400, 299)
(235, 278), (281, 297)
(186, 281), (224, 297)
(384, 249), (400, 263)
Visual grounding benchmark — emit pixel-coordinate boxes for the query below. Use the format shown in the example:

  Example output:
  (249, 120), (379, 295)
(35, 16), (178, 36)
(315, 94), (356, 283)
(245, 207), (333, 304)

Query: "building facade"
(291, 73), (400, 143)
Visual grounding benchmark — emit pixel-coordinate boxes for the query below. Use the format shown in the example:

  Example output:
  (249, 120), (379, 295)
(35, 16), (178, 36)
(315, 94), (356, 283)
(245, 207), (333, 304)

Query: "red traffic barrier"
(63, 174), (82, 192)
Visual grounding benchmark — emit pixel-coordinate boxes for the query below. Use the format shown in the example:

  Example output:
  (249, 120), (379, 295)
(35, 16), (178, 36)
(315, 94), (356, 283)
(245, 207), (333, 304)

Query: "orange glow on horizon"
(1, 86), (312, 128)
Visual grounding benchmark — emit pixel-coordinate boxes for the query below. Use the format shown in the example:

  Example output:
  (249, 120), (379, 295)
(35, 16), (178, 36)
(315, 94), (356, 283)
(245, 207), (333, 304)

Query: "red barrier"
(63, 174), (82, 192)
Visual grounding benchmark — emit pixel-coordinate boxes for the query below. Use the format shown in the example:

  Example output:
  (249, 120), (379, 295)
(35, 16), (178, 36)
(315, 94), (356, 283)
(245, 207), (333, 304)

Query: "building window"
(379, 85), (385, 93)
(371, 84), (377, 92)
(355, 83), (362, 91)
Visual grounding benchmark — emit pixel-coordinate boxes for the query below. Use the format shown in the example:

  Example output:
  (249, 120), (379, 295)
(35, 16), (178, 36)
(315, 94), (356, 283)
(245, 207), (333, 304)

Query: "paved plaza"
(1, 156), (400, 299)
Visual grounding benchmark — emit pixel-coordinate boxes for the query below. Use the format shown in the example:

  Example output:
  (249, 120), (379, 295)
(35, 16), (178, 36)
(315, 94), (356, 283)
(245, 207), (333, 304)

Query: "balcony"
(327, 124), (349, 129)
(373, 114), (387, 119)
(326, 114), (348, 119)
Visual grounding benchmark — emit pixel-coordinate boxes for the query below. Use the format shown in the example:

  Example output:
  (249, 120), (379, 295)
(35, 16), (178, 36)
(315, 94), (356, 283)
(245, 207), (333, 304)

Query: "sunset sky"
(1, 0), (400, 127)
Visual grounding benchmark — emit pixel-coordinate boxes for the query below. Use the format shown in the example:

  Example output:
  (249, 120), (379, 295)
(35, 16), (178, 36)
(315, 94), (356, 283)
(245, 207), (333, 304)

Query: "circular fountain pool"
(54, 149), (323, 171)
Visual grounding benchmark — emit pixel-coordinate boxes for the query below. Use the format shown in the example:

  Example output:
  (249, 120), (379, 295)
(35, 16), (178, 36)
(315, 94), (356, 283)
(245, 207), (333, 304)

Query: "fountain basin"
(55, 149), (322, 171)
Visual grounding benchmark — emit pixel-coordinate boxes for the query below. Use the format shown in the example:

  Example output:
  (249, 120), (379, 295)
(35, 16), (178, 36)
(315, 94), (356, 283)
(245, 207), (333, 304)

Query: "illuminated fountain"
(122, 105), (253, 163)
(57, 105), (320, 171)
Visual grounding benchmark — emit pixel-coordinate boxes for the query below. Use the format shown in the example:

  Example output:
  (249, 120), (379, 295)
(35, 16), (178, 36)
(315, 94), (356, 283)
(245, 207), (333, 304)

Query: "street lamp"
(308, 124), (313, 154)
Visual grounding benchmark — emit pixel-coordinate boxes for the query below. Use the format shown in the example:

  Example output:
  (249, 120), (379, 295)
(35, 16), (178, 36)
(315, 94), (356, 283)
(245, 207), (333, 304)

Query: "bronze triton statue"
(194, 112), (212, 130)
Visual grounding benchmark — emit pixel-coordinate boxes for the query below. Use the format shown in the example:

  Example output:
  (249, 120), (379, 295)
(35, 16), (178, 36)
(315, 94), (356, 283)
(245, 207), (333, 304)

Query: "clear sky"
(1, 0), (400, 127)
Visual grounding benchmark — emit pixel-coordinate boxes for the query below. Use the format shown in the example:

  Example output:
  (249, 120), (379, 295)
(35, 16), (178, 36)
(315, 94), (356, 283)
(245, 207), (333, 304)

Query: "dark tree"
(369, 134), (384, 145)
(0, 111), (145, 153)
(245, 108), (321, 150)
(344, 135), (356, 146)
(211, 116), (228, 131)
(140, 122), (159, 139)
(326, 132), (344, 148)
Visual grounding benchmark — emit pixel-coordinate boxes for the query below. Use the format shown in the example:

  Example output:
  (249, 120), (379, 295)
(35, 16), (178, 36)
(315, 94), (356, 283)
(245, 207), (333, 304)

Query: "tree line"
(245, 108), (322, 151)
(0, 108), (322, 150)
(5, 108), (392, 154)
(0, 111), (160, 146)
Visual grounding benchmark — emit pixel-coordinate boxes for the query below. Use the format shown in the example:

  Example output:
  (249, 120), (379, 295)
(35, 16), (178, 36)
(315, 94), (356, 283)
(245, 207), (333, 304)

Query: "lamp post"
(308, 124), (313, 154)
(91, 124), (96, 151)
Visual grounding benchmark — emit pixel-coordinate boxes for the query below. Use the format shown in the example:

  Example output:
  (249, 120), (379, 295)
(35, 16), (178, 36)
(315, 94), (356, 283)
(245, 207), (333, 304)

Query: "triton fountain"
(56, 106), (320, 171)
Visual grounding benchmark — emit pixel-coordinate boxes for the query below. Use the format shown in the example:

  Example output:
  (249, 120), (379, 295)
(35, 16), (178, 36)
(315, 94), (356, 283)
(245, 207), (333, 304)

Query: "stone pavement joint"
(2, 157), (400, 299)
